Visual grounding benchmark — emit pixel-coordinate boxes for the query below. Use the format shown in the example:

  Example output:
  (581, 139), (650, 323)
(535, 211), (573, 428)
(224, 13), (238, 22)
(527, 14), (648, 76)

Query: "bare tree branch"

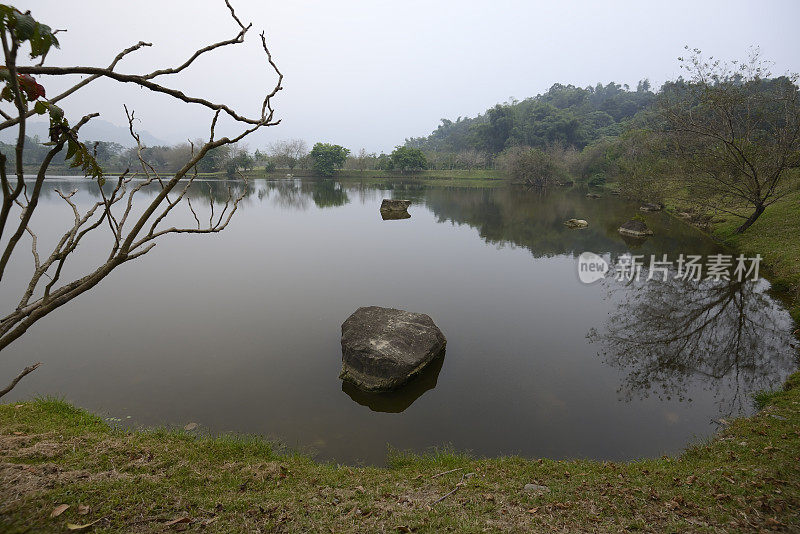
(0, 1), (282, 397)
(0, 362), (41, 397)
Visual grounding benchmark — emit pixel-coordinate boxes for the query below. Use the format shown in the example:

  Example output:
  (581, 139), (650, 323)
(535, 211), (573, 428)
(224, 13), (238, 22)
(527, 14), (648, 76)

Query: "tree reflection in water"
(310, 180), (349, 208)
(259, 179), (310, 210)
(588, 274), (797, 415)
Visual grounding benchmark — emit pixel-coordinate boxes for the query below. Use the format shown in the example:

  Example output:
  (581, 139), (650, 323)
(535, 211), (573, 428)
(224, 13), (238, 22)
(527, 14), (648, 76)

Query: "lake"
(1, 177), (796, 465)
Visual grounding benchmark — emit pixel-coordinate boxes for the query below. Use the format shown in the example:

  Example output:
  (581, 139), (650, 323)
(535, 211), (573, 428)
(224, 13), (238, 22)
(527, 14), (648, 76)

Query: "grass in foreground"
(2, 376), (799, 533)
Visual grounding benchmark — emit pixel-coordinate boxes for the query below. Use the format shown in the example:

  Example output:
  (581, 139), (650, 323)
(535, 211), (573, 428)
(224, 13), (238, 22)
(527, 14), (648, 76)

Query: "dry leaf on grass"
(165, 517), (191, 526)
(50, 504), (69, 518)
(66, 519), (101, 530)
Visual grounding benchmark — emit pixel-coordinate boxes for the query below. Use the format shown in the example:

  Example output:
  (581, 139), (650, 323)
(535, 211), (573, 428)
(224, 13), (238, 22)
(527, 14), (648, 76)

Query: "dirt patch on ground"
(0, 433), (163, 515)
(16, 440), (64, 460)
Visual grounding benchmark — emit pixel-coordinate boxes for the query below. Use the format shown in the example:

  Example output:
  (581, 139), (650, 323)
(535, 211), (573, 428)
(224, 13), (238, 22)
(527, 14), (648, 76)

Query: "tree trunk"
(735, 204), (765, 234)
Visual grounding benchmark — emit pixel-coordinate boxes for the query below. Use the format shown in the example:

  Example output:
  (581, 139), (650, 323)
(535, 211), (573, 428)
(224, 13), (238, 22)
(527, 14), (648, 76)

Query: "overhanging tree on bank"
(0, 1), (283, 396)
(659, 48), (800, 233)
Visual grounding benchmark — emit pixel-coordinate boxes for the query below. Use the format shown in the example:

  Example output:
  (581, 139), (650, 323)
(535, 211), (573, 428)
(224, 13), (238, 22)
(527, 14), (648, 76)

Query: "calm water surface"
(1, 178), (796, 464)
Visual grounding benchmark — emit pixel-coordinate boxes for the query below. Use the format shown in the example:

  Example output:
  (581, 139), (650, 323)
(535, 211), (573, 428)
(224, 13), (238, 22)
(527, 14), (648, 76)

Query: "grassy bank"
(710, 189), (800, 323)
(604, 172), (800, 322)
(2, 379), (799, 533)
(654, 185), (800, 324)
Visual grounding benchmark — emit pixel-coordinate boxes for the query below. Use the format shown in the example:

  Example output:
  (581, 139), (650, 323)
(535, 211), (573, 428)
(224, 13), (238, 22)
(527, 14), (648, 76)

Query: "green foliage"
(65, 135), (104, 183)
(309, 142), (349, 176)
(0, 6), (57, 104)
(222, 149), (254, 177)
(0, 5), (60, 60)
(587, 174), (606, 187)
(609, 127), (673, 203)
(575, 137), (618, 182)
(657, 49), (800, 232)
(311, 179), (349, 208)
(753, 389), (780, 410)
(388, 146), (427, 172)
(0, 7), (104, 184)
(195, 145), (231, 173)
(407, 82), (655, 155)
(374, 153), (392, 171)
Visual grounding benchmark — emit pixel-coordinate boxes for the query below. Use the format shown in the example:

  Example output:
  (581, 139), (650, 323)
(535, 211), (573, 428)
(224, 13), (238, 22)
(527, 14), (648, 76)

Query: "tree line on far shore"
(1, 135), (432, 177)
(4, 49), (797, 233)
(407, 48), (800, 234)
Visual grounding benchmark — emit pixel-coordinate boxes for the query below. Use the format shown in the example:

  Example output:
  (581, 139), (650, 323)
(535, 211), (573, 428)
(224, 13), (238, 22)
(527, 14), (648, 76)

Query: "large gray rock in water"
(380, 199), (411, 212)
(618, 219), (654, 237)
(340, 306), (446, 392)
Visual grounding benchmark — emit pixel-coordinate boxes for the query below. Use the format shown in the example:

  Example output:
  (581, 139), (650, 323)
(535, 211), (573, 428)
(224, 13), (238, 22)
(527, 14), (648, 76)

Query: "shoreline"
(2, 177), (798, 532)
(2, 373), (798, 531)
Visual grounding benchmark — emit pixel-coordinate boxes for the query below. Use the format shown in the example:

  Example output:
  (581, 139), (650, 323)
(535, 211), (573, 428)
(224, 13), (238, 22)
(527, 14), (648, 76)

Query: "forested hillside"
(405, 81), (655, 154)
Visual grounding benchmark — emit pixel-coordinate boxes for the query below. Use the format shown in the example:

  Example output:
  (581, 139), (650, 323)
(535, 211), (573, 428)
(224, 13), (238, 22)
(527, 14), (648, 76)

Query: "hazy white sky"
(16, 0), (800, 153)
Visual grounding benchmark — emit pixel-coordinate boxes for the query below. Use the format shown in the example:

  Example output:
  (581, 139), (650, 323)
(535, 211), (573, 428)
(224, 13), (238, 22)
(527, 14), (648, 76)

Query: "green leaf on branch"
(0, 6), (61, 59)
(12, 12), (35, 40)
(65, 137), (104, 184)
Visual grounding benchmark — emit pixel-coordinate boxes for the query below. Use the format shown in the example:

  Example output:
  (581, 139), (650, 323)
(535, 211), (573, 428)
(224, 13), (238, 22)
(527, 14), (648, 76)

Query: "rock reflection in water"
(380, 210), (411, 220)
(341, 354), (444, 413)
(618, 233), (649, 248)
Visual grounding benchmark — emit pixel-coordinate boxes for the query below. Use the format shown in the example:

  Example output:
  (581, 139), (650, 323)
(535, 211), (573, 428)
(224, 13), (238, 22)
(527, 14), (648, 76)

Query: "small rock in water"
(618, 219), (653, 237)
(379, 199), (411, 213)
(564, 218), (589, 229)
(639, 202), (663, 212)
(340, 306), (446, 392)
(524, 484), (550, 494)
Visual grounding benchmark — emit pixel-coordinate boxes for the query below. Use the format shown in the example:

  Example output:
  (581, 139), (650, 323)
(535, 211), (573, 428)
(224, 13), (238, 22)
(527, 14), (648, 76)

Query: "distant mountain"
(0, 119), (170, 148)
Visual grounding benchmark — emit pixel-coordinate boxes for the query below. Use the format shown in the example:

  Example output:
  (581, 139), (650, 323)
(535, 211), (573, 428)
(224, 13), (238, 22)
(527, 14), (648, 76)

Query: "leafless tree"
(267, 138), (307, 170)
(348, 147), (370, 172)
(0, 1), (282, 397)
(455, 149), (484, 171)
